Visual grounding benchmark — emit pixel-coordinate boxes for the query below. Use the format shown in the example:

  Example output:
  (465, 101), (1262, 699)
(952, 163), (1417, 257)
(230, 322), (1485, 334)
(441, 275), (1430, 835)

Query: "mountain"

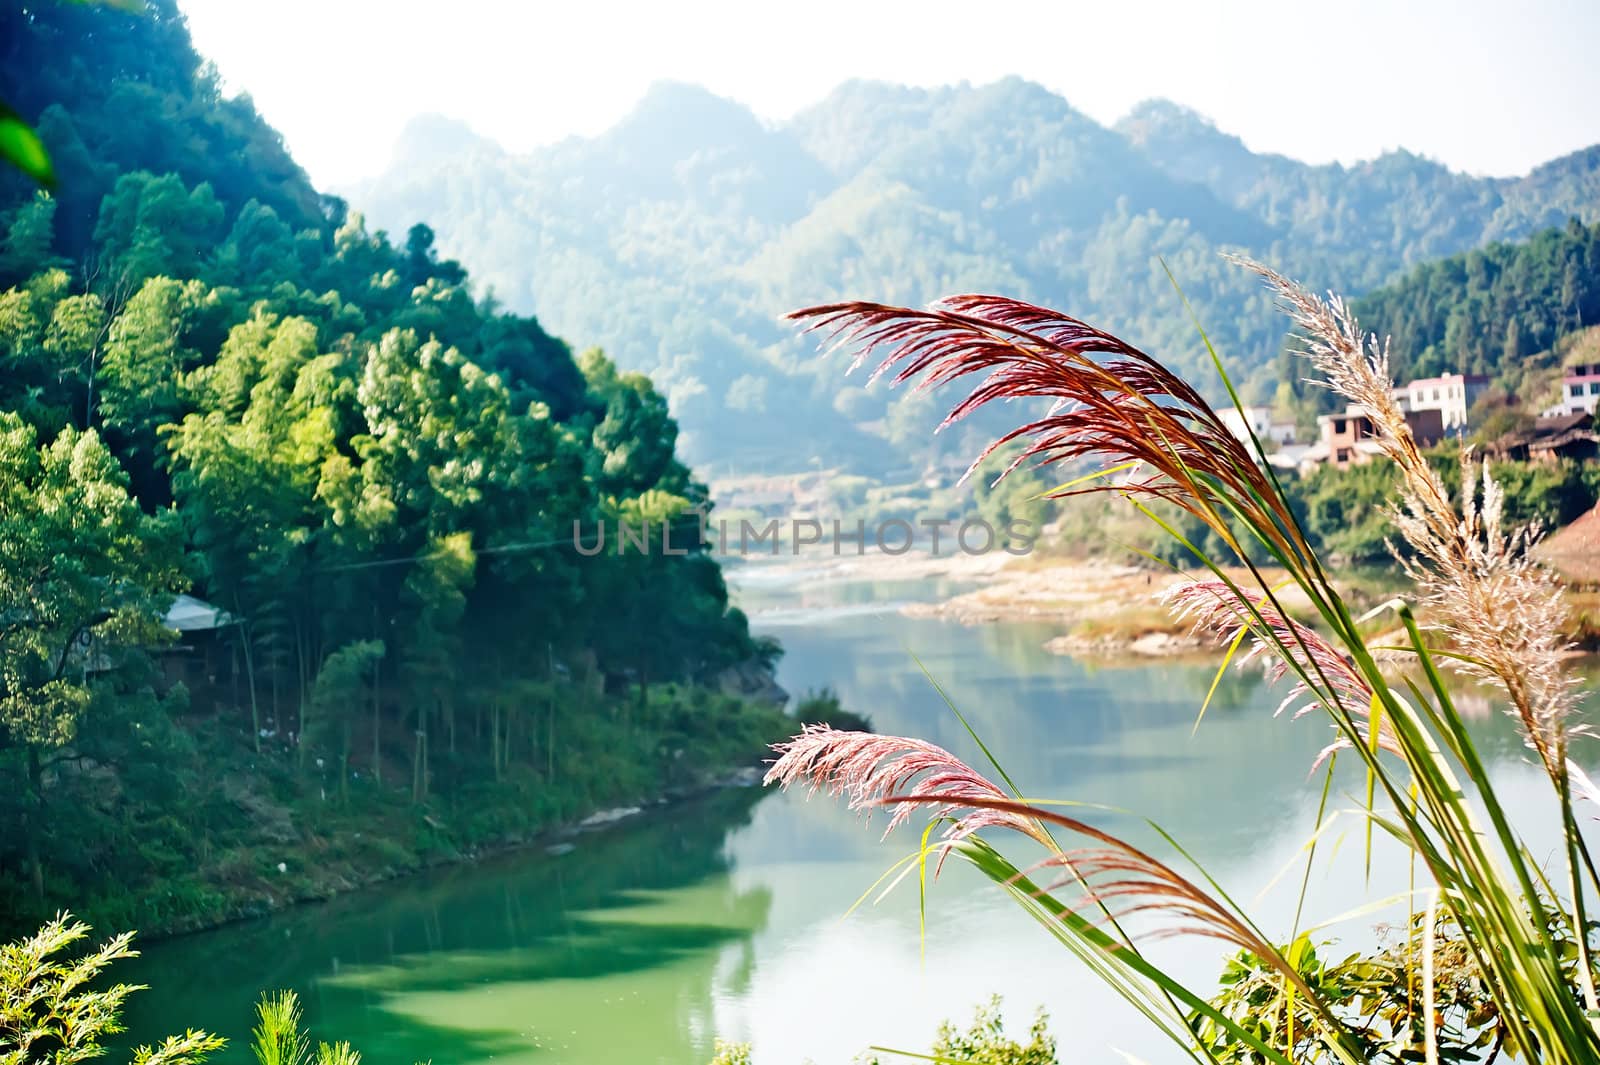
(349, 79), (1600, 477)
(1116, 100), (1504, 275)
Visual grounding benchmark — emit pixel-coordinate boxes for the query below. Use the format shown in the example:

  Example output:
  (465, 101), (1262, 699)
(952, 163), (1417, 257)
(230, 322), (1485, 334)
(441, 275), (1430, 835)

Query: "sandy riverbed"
(901, 557), (1320, 659)
(730, 547), (1339, 659)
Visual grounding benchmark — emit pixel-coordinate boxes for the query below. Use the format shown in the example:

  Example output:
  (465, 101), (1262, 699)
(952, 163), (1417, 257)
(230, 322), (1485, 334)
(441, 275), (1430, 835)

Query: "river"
(122, 562), (1581, 1064)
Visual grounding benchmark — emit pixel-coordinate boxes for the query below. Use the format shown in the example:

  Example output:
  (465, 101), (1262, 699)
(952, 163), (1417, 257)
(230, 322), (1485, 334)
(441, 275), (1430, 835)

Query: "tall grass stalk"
(250, 991), (365, 1065)
(772, 261), (1600, 1063)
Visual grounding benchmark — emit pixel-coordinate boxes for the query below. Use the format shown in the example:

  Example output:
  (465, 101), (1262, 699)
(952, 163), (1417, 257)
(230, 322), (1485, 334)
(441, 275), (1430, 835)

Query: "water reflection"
(123, 791), (771, 1064)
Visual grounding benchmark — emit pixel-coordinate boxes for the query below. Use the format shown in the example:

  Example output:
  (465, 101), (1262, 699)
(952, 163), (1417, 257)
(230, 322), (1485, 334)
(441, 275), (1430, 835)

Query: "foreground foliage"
(0, 915), (221, 1065)
(0, 915), (411, 1065)
(1198, 908), (1600, 1065)
(711, 996), (1055, 1065)
(914, 998), (1054, 1065)
(772, 260), (1600, 1063)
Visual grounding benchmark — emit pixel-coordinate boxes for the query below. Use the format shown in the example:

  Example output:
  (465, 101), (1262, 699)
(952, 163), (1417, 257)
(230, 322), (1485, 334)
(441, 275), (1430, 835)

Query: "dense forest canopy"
(348, 80), (1600, 476)
(1351, 219), (1600, 384)
(0, 0), (779, 934)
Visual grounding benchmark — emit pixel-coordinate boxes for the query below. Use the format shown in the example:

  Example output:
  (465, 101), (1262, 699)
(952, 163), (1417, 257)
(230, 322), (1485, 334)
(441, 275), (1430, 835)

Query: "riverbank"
(729, 549), (1299, 658)
(901, 559), (1300, 659)
(900, 553), (1600, 658)
(137, 762), (771, 941)
(12, 685), (798, 944)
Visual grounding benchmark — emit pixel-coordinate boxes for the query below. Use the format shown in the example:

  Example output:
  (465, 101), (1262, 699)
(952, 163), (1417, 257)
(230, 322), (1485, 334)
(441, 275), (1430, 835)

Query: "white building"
(1218, 406), (1297, 458)
(1392, 373), (1489, 431)
(1555, 363), (1600, 416)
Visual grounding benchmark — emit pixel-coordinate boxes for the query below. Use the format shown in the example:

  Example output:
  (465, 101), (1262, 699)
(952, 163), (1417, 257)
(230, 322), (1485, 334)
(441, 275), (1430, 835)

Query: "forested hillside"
(349, 80), (1600, 475)
(1349, 218), (1600, 392)
(0, 1), (785, 936)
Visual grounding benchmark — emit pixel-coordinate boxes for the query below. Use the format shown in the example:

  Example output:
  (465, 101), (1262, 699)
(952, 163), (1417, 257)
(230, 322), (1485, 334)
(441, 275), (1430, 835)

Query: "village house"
(1218, 405), (1299, 463)
(1491, 411), (1600, 465)
(1553, 362), (1600, 416)
(1292, 372), (1492, 472)
(1218, 405), (1298, 449)
(1392, 372), (1489, 430)
(156, 594), (240, 699)
(1266, 443), (1316, 472)
(1302, 403), (1446, 470)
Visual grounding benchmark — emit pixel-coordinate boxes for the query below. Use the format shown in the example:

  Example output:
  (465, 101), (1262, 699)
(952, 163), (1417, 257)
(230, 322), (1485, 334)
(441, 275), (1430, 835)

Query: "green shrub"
(0, 914), (222, 1065)
(792, 687), (873, 732)
(707, 1041), (752, 1065)
(923, 997), (1056, 1065)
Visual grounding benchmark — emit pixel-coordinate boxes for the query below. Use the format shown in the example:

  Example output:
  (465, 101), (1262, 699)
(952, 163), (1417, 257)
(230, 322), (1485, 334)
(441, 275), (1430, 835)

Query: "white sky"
(179, 0), (1600, 188)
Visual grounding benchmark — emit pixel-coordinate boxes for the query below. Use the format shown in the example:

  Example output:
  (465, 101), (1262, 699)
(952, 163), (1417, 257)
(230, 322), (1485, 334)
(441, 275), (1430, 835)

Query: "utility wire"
(307, 515), (715, 574)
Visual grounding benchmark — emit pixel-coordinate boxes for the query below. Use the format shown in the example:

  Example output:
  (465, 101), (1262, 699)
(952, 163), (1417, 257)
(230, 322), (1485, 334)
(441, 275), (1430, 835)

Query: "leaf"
(2, 1), (147, 185)
(1194, 623), (1248, 734)
(0, 102), (54, 187)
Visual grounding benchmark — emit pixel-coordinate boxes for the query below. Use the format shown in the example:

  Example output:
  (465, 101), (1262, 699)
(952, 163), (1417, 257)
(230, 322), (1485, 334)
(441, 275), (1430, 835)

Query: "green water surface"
(121, 565), (1574, 1064)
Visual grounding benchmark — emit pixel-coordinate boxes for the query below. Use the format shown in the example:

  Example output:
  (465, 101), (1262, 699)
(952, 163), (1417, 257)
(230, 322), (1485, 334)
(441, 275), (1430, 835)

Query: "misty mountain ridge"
(349, 77), (1600, 475)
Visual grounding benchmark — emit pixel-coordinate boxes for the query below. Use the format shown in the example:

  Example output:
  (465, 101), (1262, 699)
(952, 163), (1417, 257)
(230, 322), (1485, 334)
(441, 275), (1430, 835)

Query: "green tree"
(971, 443), (1052, 537)
(398, 535), (474, 802)
(213, 200), (303, 288)
(97, 275), (203, 436)
(301, 639), (384, 798)
(0, 193), (58, 287)
(42, 289), (109, 425)
(581, 349), (690, 497)
(0, 413), (182, 897)
(91, 173), (224, 288)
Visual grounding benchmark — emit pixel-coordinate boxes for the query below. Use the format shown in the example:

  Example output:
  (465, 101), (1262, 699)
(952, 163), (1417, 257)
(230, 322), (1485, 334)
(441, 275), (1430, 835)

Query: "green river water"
(121, 563), (1580, 1064)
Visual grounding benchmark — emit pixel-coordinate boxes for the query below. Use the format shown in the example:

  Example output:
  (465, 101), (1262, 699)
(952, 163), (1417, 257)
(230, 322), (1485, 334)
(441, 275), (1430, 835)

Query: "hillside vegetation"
(1352, 219), (1600, 393)
(349, 80), (1600, 475)
(0, 1), (786, 937)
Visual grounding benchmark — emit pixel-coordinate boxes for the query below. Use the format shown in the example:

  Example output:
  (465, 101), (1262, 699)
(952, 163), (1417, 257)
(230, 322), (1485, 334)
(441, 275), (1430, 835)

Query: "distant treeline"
(1267, 218), (1600, 422)
(1352, 218), (1600, 383)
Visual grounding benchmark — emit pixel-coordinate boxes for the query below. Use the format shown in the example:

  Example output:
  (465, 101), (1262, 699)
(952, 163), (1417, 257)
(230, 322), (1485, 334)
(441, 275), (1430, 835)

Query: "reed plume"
(790, 296), (1315, 569)
(1162, 579), (1398, 766)
(1162, 580), (1371, 718)
(764, 725), (1052, 848)
(770, 736), (1329, 1006)
(905, 793), (1290, 958)
(1236, 257), (1581, 780)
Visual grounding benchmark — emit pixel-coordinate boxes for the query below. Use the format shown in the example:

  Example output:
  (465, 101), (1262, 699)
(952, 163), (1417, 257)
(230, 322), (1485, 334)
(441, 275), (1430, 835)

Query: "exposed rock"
(1043, 630), (1200, 659)
(720, 765), (764, 787)
(222, 776), (299, 844)
(578, 805), (642, 829)
(716, 657), (789, 707)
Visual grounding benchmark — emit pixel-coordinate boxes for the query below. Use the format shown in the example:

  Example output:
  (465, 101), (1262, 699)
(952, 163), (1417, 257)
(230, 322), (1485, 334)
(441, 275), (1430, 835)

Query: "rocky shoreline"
(142, 765), (770, 942)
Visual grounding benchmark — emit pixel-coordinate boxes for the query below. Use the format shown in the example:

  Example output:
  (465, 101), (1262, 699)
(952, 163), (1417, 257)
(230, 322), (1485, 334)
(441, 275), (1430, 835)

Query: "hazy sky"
(180, 0), (1600, 188)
